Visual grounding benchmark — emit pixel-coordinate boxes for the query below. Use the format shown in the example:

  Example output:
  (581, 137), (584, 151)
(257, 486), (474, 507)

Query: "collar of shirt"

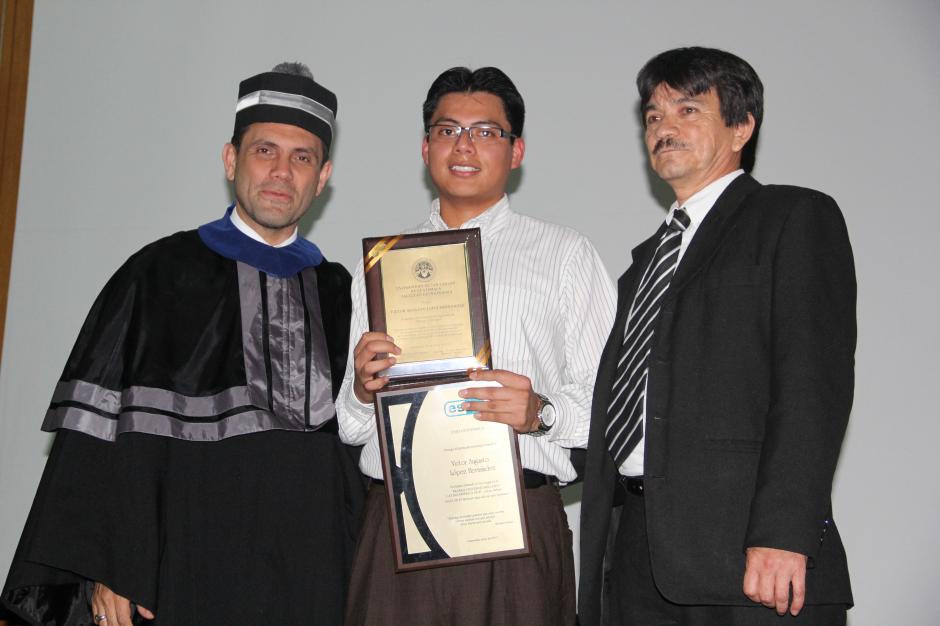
(666, 169), (744, 244)
(230, 207), (298, 248)
(427, 194), (512, 239)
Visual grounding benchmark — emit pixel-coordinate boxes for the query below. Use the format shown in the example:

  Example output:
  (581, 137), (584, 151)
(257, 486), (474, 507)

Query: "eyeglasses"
(426, 124), (516, 144)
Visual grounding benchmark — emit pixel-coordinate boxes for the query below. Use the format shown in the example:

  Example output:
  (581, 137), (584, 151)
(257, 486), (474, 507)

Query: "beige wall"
(1, 2), (938, 624)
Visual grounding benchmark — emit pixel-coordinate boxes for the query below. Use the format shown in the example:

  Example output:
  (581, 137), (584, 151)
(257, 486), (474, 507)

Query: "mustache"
(653, 138), (687, 155)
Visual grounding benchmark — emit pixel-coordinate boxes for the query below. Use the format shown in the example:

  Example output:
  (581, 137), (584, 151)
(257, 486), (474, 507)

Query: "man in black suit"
(579, 47), (855, 625)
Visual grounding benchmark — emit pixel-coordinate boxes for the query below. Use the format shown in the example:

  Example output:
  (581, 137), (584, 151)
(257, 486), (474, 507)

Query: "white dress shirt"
(230, 208), (298, 247)
(338, 195), (617, 483)
(619, 169), (744, 476)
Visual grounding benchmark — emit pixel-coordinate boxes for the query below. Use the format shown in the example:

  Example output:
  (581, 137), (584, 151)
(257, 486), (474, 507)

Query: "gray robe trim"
(238, 261), (273, 410)
(300, 269), (335, 429)
(238, 261), (335, 429)
(44, 404), (298, 442)
(48, 379), (254, 417)
(266, 270), (306, 423)
(41, 262), (336, 442)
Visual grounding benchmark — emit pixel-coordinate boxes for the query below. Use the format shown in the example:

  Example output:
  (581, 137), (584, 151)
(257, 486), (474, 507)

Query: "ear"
(315, 160), (334, 196)
(421, 135), (430, 167)
(222, 143), (237, 181)
(510, 136), (525, 170)
(731, 113), (756, 153)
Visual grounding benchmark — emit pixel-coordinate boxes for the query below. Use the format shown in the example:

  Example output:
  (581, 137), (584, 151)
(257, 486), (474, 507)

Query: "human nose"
(453, 128), (476, 152)
(271, 152), (293, 179)
(653, 114), (679, 139)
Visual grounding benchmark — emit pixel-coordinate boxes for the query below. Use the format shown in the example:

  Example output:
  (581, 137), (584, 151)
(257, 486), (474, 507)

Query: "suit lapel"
(616, 228), (664, 322)
(593, 226), (664, 416)
(620, 225), (667, 299)
(670, 173), (762, 291)
(593, 175), (764, 461)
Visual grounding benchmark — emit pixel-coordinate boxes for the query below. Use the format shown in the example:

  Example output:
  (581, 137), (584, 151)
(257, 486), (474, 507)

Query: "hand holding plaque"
(375, 380), (530, 570)
(362, 229), (530, 571)
(362, 229), (491, 379)
(350, 331), (401, 404)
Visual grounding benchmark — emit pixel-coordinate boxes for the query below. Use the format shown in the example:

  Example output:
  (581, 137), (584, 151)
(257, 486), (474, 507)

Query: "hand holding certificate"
(362, 229), (491, 379)
(375, 380), (530, 570)
(361, 229), (531, 570)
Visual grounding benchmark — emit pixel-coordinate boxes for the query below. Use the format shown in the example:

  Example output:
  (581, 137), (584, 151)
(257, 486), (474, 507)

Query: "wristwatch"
(529, 393), (555, 437)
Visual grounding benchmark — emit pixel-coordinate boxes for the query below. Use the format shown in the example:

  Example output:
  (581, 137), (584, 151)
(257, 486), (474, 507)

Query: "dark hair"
(637, 47), (763, 171)
(422, 67), (525, 140)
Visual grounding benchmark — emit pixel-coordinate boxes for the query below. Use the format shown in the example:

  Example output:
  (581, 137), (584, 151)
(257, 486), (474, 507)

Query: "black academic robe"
(2, 229), (365, 626)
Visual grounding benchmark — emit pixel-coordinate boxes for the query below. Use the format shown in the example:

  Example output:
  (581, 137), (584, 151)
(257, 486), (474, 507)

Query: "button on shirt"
(338, 195), (617, 483)
(618, 169), (744, 477)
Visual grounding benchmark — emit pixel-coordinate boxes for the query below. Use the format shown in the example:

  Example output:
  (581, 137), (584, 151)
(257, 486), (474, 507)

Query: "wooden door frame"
(0, 0), (34, 371)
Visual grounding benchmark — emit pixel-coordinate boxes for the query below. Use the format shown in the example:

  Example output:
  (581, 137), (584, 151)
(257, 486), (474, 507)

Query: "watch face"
(541, 405), (556, 428)
(537, 393), (555, 429)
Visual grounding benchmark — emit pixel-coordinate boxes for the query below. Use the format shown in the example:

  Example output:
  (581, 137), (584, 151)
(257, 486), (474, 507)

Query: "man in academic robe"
(579, 47), (856, 625)
(2, 62), (364, 626)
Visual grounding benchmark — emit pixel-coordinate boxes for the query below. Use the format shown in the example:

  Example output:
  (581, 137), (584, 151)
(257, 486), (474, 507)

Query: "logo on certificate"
(412, 258), (435, 281)
(443, 399), (468, 417)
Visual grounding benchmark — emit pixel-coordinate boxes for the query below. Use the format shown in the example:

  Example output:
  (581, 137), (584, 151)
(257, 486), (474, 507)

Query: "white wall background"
(1, 1), (937, 624)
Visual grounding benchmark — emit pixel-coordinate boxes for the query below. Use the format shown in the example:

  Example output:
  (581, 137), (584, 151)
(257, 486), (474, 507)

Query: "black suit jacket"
(578, 174), (855, 624)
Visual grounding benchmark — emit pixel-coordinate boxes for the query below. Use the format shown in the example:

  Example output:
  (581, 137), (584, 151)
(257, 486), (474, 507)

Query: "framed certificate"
(362, 229), (491, 379)
(375, 379), (531, 571)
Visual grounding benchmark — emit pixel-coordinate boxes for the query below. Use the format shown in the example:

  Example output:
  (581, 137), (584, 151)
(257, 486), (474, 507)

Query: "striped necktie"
(606, 208), (691, 468)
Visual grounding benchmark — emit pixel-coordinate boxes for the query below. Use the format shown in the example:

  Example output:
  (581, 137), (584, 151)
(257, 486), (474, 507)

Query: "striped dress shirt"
(337, 195), (617, 483)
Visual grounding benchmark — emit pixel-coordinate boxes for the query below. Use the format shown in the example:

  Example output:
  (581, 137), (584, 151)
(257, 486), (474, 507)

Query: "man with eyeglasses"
(337, 66), (616, 625)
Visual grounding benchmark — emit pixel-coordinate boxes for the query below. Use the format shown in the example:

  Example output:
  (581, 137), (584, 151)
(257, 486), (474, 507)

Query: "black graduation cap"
(234, 67), (337, 154)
